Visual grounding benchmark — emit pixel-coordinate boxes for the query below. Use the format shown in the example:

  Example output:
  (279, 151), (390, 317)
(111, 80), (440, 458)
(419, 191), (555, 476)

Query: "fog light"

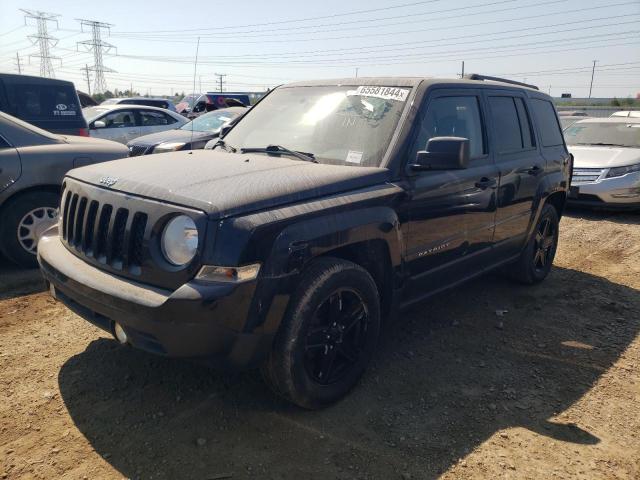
(114, 323), (128, 344)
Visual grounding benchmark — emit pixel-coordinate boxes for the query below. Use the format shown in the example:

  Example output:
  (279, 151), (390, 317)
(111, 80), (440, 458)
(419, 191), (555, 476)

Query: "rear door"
(402, 89), (500, 303)
(136, 109), (179, 136)
(485, 90), (543, 256)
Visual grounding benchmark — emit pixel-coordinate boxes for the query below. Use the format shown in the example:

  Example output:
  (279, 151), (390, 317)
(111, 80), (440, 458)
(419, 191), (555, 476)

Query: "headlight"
(606, 163), (640, 178)
(196, 264), (261, 283)
(154, 142), (186, 153)
(161, 215), (198, 266)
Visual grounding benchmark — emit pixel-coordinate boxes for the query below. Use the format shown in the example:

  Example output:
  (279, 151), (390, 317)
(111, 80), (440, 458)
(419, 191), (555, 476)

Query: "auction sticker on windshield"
(348, 86), (410, 102)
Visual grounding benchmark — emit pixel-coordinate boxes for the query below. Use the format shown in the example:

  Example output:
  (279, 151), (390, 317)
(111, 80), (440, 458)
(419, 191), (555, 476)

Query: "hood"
(66, 150), (389, 218)
(128, 129), (214, 148)
(61, 134), (124, 147)
(569, 145), (640, 168)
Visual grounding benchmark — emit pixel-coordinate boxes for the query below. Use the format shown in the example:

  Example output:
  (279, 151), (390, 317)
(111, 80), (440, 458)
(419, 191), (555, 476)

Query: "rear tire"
(261, 257), (381, 409)
(0, 191), (59, 268)
(508, 204), (559, 284)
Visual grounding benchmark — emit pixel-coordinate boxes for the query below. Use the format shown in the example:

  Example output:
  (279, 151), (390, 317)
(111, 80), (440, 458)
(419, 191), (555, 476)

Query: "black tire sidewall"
(0, 191), (59, 268)
(528, 205), (560, 282)
(273, 259), (381, 408)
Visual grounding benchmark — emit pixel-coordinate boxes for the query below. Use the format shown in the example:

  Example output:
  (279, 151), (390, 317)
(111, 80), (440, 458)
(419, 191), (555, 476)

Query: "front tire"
(261, 257), (381, 409)
(0, 191), (59, 268)
(509, 204), (560, 284)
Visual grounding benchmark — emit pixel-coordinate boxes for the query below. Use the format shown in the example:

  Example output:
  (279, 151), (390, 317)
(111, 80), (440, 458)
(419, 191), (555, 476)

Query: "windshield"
(180, 110), (238, 132)
(221, 85), (411, 167)
(83, 107), (111, 122)
(564, 122), (640, 148)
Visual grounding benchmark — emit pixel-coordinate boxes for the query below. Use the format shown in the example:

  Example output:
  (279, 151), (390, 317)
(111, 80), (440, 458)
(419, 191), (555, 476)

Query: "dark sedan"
(126, 107), (245, 156)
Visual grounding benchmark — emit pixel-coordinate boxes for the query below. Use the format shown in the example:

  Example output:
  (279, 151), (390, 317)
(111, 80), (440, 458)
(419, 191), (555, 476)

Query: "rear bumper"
(568, 172), (640, 210)
(37, 230), (274, 368)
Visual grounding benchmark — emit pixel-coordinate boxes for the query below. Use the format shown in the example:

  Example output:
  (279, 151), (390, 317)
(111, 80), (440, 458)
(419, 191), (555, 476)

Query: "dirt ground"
(0, 209), (638, 480)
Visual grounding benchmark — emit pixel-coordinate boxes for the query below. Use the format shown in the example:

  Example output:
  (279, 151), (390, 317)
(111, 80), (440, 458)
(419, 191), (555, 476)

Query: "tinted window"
(515, 98), (534, 148)
(531, 99), (564, 147)
(488, 97), (523, 153)
(5, 84), (80, 121)
(99, 110), (135, 128)
(139, 110), (173, 126)
(0, 135), (11, 148)
(413, 96), (485, 158)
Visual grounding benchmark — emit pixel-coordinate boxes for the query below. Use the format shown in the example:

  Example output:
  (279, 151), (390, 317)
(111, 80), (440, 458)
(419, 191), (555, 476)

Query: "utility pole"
(82, 64), (91, 95)
(461, 61), (465, 78)
(21, 9), (60, 78)
(199, 75), (202, 93)
(215, 73), (226, 93)
(589, 60), (597, 98)
(77, 19), (116, 94)
(15, 52), (23, 74)
(355, 67), (359, 78)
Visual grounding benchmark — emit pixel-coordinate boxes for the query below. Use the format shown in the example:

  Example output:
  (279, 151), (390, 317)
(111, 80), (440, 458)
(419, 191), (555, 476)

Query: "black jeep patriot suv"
(38, 76), (571, 409)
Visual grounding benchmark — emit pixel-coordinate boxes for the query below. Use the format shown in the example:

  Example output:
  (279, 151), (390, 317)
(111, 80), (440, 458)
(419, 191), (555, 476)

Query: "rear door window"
(531, 99), (564, 147)
(5, 83), (80, 122)
(139, 110), (175, 126)
(488, 97), (524, 153)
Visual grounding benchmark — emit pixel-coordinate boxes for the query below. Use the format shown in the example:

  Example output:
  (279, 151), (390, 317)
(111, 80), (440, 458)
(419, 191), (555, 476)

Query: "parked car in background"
(0, 111), (127, 267)
(38, 75), (571, 408)
(175, 93), (201, 115)
(83, 104), (188, 144)
(77, 91), (98, 108)
(560, 115), (592, 130)
(610, 110), (640, 118)
(127, 107), (246, 156)
(101, 97), (177, 112)
(565, 117), (640, 209)
(0, 73), (89, 136)
(188, 93), (251, 118)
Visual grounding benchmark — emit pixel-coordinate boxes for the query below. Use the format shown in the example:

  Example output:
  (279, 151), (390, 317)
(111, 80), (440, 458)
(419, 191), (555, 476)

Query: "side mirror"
(92, 120), (106, 129)
(219, 124), (232, 138)
(411, 137), (470, 171)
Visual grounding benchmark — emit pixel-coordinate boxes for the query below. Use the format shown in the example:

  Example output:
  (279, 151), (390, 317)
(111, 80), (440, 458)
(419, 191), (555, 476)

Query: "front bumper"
(568, 172), (640, 210)
(37, 231), (274, 368)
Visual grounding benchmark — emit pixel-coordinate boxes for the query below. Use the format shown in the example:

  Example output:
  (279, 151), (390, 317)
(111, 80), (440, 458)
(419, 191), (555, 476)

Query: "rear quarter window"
(531, 99), (564, 147)
(4, 83), (80, 122)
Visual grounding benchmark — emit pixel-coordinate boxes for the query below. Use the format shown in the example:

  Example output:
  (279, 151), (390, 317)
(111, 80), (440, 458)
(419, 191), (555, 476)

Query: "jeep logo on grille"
(99, 176), (118, 187)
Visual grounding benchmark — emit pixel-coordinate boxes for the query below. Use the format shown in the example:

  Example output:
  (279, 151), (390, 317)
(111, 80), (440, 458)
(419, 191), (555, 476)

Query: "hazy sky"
(1, 0), (638, 97)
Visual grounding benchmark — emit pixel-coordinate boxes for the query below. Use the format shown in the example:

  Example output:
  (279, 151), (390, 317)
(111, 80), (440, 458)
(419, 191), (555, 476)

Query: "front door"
(91, 109), (140, 144)
(402, 90), (499, 305)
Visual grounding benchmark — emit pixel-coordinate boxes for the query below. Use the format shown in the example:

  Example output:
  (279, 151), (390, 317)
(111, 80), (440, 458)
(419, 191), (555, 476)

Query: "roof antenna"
(190, 36), (200, 151)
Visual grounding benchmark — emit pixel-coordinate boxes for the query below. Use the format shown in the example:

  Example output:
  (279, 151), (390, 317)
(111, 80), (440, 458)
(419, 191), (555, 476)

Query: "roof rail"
(464, 73), (539, 90)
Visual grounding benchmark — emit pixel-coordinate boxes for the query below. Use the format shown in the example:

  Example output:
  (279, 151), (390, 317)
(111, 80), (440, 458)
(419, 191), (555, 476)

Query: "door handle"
(475, 177), (497, 189)
(517, 165), (542, 175)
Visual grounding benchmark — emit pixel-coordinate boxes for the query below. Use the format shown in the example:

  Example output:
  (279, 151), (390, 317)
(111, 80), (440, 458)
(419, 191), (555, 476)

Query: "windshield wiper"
(240, 144), (318, 163)
(213, 139), (237, 153)
(579, 142), (625, 147)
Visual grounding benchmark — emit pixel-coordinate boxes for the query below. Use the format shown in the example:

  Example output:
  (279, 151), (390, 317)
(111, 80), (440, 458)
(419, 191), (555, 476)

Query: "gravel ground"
(0, 209), (638, 480)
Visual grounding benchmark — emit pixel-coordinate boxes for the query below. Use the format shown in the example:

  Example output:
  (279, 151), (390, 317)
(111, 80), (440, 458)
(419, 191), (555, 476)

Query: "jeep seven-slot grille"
(61, 190), (147, 274)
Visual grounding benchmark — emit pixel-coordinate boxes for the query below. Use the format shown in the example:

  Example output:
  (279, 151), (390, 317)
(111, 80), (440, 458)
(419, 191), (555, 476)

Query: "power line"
(21, 9), (61, 78)
(76, 19), (116, 94)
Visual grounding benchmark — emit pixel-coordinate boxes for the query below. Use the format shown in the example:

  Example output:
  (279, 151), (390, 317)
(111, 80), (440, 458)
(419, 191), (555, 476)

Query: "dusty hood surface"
(66, 150), (389, 218)
(569, 145), (640, 168)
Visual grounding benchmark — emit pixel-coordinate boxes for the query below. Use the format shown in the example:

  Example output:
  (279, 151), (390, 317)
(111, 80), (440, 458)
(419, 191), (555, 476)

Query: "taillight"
(78, 128), (89, 137)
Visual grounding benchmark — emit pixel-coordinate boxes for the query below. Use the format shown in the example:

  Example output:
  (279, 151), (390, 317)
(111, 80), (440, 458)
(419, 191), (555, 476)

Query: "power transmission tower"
(15, 52), (23, 74)
(215, 73), (226, 93)
(21, 9), (60, 78)
(76, 19), (116, 94)
(82, 64), (92, 95)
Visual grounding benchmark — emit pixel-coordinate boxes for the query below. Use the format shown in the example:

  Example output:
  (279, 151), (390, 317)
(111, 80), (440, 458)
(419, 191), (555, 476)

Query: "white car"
(610, 110), (640, 118)
(82, 104), (188, 144)
(565, 117), (640, 209)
